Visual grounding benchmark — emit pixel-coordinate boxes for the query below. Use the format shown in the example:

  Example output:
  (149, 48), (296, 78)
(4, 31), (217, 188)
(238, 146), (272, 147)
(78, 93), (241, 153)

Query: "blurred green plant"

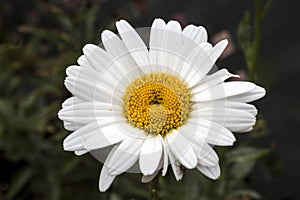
(0, 0), (273, 200)
(237, 0), (272, 81)
(0, 1), (110, 199)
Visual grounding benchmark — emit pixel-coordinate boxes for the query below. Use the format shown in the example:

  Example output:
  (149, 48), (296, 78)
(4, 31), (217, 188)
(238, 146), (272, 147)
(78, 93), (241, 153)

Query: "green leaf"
(237, 10), (255, 70)
(6, 167), (34, 200)
(226, 146), (272, 164)
(228, 160), (256, 188)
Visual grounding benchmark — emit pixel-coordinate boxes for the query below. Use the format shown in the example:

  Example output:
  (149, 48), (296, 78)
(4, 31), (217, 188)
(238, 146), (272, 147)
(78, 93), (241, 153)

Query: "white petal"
(63, 133), (84, 152)
(197, 164), (220, 180)
(77, 55), (92, 69)
(116, 20), (149, 70)
(63, 121), (84, 131)
(62, 96), (83, 108)
(159, 20), (182, 73)
(99, 165), (115, 192)
(141, 158), (163, 183)
(101, 30), (142, 80)
(193, 81), (256, 102)
(64, 76), (122, 104)
(180, 25), (208, 60)
(209, 40), (228, 59)
(60, 97), (94, 131)
(182, 25), (207, 45)
(195, 100), (258, 116)
(192, 141), (219, 167)
(167, 146), (183, 181)
(139, 135), (163, 176)
(66, 65), (80, 77)
(82, 44), (128, 86)
(58, 101), (122, 124)
(227, 85), (266, 103)
(177, 123), (220, 166)
(99, 145), (118, 192)
(199, 43), (213, 52)
(74, 149), (88, 156)
(83, 44), (117, 74)
(183, 39), (228, 87)
(191, 105), (256, 133)
(141, 171), (159, 183)
(175, 42), (212, 77)
(66, 65), (125, 97)
(159, 136), (169, 176)
(149, 18), (166, 72)
(166, 130), (197, 169)
(106, 134), (144, 176)
(63, 120), (127, 152)
(239, 126), (253, 133)
(82, 44), (111, 72)
(181, 118), (236, 146)
(191, 68), (240, 93)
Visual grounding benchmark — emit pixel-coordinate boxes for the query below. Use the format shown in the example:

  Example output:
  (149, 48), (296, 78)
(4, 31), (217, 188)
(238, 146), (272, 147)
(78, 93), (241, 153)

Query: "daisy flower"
(58, 18), (266, 192)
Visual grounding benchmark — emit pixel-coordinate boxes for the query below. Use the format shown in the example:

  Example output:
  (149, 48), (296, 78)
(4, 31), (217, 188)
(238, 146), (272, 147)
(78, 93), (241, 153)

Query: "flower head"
(58, 18), (266, 192)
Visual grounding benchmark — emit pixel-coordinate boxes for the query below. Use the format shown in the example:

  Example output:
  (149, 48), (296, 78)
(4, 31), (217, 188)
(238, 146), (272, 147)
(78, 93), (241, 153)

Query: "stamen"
(123, 72), (192, 136)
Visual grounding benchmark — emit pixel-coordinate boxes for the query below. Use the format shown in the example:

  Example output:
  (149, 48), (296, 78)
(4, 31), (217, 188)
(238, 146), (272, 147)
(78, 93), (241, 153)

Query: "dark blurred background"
(1, 0), (300, 199)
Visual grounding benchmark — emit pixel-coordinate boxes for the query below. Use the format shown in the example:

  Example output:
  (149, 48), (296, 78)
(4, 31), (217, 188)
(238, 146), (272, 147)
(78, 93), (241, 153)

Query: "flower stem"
(147, 176), (159, 200)
(249, 0), (262, 81)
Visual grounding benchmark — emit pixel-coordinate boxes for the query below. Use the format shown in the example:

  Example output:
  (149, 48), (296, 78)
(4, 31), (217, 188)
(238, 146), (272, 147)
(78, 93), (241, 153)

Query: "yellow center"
(123, 72), (193, 136)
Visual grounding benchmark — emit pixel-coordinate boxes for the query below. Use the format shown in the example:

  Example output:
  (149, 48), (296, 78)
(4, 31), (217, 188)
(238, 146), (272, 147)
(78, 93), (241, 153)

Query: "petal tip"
(152, 18), (166, 29)
(57, 109), (63, 119)
(166, 20), (182, 30)
(101, 30), (115, 41)
(82, 44), (97, 55)
(221, 39), (229, 45)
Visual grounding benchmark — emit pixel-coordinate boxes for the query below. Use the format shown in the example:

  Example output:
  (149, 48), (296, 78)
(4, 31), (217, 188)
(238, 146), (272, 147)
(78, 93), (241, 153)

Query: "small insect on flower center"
(123, 72), (193, 137)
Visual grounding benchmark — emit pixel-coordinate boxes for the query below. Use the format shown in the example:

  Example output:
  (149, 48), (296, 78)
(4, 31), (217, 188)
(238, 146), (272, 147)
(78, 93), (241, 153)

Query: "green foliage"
(0, 1), (105, 199)
(0, 0), (273, 199)
(237, 0), (273, 81)
(157, 144), (272, 200)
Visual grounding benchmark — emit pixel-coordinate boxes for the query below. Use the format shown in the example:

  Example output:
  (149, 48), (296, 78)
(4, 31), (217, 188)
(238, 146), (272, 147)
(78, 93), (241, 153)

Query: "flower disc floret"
(123, 72), (193, 136)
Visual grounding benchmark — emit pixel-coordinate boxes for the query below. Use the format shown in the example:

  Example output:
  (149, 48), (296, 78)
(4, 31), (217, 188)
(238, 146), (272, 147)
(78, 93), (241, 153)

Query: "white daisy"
(58, 18), (266, 192)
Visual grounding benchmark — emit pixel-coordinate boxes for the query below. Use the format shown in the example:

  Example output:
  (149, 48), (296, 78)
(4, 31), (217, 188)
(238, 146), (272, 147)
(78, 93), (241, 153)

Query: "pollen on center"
(122, 72), (193, 137)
